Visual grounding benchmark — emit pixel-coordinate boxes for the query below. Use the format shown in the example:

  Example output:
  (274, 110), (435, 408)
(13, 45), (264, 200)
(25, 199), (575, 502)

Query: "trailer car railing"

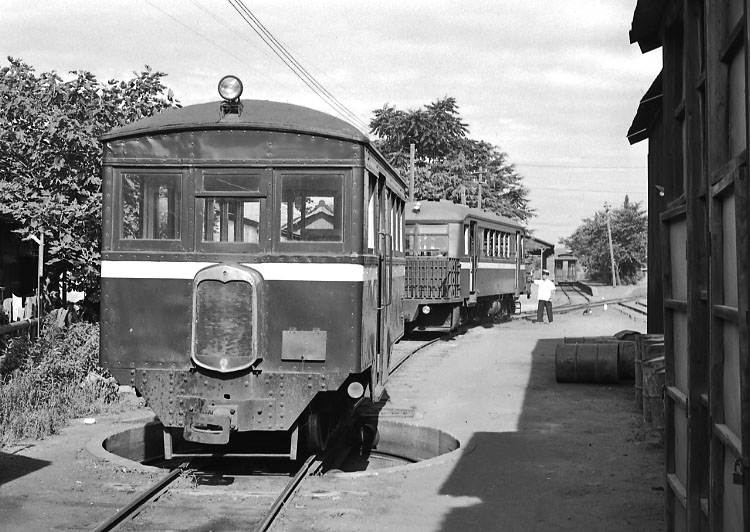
(404, 257), (461, 299)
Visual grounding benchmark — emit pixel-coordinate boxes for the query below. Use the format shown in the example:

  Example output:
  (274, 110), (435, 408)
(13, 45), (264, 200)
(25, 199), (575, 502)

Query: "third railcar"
(403, 200), (528, 331)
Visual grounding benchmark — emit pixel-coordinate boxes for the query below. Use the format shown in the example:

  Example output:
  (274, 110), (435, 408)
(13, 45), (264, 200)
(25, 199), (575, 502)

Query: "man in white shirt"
(534, 270), (556, 323)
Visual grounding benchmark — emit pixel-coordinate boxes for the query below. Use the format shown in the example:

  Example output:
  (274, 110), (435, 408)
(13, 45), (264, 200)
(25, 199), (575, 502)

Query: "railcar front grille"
(192, 265), (260, 372)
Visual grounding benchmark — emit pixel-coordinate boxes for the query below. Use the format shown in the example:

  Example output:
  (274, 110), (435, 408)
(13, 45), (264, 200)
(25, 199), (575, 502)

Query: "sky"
(1, 0), (662, 245)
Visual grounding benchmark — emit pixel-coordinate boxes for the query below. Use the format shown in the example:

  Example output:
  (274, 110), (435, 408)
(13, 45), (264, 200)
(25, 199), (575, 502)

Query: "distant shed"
(546, 248), (579, 282)
(524, 235), (554, 280)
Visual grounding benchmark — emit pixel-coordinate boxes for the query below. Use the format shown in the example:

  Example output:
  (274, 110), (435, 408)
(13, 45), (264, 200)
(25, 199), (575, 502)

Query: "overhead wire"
(517, 162), (647, 170)
(143, 0), (277, 84)
(188, 0), (280, 69)
(226, 0), (370, 132)
(228, 0), (369, 131)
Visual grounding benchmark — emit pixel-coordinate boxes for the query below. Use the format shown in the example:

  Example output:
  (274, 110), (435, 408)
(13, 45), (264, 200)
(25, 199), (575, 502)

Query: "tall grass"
(0, 321), (125, 446)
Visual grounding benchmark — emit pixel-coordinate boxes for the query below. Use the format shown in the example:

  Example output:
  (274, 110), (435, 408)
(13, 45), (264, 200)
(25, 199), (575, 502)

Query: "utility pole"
(25, 231), (44, 334)
(604, 203), (617, 287)
(409, 143), (415, 202)
(477, 167), (483, 210)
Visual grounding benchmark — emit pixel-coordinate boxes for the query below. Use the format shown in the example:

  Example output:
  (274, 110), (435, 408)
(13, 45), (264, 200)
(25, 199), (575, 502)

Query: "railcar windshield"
(405, 224), (448, 256)
(200, 171), (261, 244)
(203, 199), (260, 243)
(280, 174), (343, 242)
(121, 172), (181, 240)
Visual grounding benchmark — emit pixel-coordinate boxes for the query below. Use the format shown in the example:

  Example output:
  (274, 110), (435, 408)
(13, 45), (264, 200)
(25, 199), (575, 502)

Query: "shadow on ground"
(0, 449), (50, 485)
(436, 337), (664, 532)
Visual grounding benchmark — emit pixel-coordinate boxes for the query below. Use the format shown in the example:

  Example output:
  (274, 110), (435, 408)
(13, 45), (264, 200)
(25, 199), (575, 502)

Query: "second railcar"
(99, 77), (406, 458)
(403, 200), (528, 331)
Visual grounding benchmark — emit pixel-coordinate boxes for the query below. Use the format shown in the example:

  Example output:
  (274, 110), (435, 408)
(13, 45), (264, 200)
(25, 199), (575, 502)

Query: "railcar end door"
(372, 177), (393, 400)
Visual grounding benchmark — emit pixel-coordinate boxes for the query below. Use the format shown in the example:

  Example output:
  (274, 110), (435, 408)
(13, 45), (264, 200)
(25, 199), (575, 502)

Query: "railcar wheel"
(450, 306), (462, 331)
(494, 298), (513, 323)
(305, 408), (331, 453)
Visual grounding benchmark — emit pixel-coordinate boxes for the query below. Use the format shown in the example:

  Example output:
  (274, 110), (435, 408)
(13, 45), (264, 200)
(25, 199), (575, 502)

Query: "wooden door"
(662, 208), (690, 531)
(705, 2), (750, 529)
(709, 163), (749, 532)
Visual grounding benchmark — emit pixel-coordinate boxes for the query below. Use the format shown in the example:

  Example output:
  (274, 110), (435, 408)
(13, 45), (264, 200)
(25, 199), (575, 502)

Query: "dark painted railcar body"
(100, 93), (406, 456)
(403, 200), (527, 331)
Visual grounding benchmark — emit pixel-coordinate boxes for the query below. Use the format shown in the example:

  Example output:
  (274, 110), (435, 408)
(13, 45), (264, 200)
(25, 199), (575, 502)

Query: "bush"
(0, 320), (123, 446)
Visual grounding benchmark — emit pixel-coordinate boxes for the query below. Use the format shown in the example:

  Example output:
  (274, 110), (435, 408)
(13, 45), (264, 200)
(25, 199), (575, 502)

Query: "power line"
(529, 185), (646, 193)
(189, 0), (281, 68)
(517, 162), (647, 170)
(143, 0), (277, 85)
(227, 0), (370, 132)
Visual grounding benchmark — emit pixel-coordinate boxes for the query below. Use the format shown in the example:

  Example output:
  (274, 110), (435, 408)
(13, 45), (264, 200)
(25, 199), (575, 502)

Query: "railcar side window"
(405, 226), (415, 254)
(121, 173), (180, 240)
(367, 176), (376, 251)
(280, 174), (343, 242)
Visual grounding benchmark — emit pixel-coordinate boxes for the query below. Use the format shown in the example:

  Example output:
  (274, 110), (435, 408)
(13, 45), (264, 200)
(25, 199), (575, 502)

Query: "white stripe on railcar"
(459, 261), (518, 270)
(101, 260), (375, 282)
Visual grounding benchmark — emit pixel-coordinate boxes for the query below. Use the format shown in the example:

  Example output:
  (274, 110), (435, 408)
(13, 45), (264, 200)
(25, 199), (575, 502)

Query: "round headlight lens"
(218, 75), (243, 101)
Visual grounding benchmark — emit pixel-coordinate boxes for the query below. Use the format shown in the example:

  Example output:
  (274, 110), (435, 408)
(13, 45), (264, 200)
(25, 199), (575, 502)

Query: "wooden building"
(524, 235), (554, 280)
(629, 1), (750, 530)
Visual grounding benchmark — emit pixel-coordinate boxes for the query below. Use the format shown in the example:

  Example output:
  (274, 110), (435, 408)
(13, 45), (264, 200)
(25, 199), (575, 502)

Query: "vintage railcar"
(99, 76), (406, 458)
(402, 200), (528, 331)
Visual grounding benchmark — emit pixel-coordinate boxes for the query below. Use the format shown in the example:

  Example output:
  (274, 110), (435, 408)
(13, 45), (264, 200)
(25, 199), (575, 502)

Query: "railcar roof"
(405, 200), (524, 230)
(101, 100), (370, 143)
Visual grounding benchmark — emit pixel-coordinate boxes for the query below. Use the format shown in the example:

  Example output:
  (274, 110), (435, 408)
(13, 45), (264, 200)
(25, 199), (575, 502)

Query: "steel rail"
(515, 295), (643, 320)
(91, 461), (190, 532)
(254, 453), (319, 532)
(617, 301), (648, 316)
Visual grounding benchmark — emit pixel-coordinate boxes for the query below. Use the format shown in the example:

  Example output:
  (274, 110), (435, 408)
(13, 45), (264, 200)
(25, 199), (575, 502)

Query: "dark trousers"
(537, 300), (553, 322)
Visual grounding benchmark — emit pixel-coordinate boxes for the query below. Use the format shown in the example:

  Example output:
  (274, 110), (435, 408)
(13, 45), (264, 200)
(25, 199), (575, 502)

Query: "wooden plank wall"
(643, 1), (750, 530)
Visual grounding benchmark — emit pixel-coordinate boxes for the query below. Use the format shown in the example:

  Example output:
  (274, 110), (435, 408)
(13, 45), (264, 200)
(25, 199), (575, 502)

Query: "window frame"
(113, 167), (189, 252)
(274, 169), (349, 253)
(195, 168), (266, 253)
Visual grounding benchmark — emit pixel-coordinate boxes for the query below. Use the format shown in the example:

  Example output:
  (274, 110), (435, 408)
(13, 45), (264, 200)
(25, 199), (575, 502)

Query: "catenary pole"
(605, 204), (617, 287)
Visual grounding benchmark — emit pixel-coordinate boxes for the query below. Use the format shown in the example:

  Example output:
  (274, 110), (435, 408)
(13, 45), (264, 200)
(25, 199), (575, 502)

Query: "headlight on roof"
(218, 75), (243, 101)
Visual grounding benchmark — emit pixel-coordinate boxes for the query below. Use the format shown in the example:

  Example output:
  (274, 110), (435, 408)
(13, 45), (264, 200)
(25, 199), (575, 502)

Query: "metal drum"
(634, 334), (664, 411)
(564, 336), (637, 380)
(555, 343), (619, 384)
(641, 342), (665, 422)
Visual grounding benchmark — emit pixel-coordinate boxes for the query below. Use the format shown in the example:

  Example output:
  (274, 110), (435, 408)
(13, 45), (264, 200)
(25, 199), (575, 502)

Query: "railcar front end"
(99, 82), (406, 457)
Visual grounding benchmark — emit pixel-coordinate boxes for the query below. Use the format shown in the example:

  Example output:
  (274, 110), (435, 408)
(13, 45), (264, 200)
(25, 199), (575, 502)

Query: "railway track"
(90, 402), (415, 531)
(556, 281), (592, 306)
(90, 446), (339, 531)
(614, 299), (648, 321)
(91, 461), (191, 532)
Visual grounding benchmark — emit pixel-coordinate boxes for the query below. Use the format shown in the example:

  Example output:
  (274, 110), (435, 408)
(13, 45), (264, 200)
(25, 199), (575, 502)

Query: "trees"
(0, 58), (179, 303)
(369, 97), (533, 222)
(561, 196), (647, 285)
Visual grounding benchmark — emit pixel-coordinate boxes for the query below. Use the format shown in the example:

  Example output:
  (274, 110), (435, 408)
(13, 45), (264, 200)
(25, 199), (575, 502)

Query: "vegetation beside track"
(0, 320), (139, 447)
